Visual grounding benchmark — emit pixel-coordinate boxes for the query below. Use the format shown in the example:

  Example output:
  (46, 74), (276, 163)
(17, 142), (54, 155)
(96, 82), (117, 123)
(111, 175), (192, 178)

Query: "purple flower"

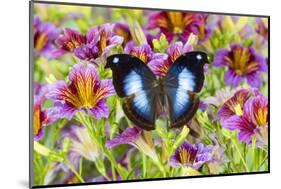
(55, 28), (86, 53)
(106, 127), (159, 162)
(203, 89), (235, 108)
(189, 14), (212, 43)
(147, 11), (210, 42)
(215, 88), (251, 123)
(33, 16), (60, 58)
(56, 24), (123, 63)
(46, 63), (115, 120)
(62, 125), (100, 162)
(149, 41), (192, 77)
(256, 18), (268, 41)
(207, 133), (229, 174)
(44, 152), (81, 185)
(169, 141), (214, 170)
(113, 22), (132, 45)
(223, 94), (268, 145)
(33, 96), (58, 141)
(124, 42), (167, 77)
(214, 44), (267, 88)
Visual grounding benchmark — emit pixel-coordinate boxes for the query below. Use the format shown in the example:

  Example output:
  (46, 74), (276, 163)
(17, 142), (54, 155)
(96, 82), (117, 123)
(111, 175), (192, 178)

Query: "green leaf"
(127, 17), (147, 45)
(152, 33), (169, 52)
(34, 141), (51, 157)
(172, 126), (190, 152)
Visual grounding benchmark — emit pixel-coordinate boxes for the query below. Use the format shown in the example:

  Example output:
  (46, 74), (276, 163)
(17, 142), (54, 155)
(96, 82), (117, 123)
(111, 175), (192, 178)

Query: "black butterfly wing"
(163, 51), (208, 128)
(106, 54), (158, 130)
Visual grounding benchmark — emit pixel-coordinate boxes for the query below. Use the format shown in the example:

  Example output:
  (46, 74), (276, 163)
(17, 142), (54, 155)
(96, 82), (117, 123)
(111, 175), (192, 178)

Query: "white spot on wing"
(113, 57), (119, 63)
(178, 68), (195, 91)
(123, 71), (143, 96)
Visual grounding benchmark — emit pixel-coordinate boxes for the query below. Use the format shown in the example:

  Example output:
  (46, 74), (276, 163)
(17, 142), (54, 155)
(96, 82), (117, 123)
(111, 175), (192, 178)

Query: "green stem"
(142, 154), (147, 178)
(76, 111), (127, 179)
(156, 158), (166, 177)
(79, 158), (83, 175)
(252, 137), (257, 171)
(65, 159), (85, 183)
(232, 135), (250, 172)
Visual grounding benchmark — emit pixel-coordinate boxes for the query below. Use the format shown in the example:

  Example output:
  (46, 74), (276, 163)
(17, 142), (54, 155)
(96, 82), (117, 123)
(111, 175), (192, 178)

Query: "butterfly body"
(106, 51), (209, 130)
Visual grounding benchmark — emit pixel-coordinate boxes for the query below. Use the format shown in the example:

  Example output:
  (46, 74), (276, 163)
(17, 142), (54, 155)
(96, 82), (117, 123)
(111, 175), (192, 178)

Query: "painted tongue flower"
(55, 28), (86, 53)
(189, 14), (212, 43)
(33, 16), (60, 58)
(213, 44), (267, 88)
(62, 124), (100, 162)
(169, 141), (214, 170)
(223, 94), (268, 145)
(46, 63), (115, 120)
(149, 41), (192, 77)
(124, 42), (167, 77)
(56, 24), (123, 63)
(215, 88), (251, 123)
(33, 96), (59, 141)
(147, 11), (210, 42)
(113, 22), (132, 45)
(106, 127), (159, 163)
(256, 18), (268, 41)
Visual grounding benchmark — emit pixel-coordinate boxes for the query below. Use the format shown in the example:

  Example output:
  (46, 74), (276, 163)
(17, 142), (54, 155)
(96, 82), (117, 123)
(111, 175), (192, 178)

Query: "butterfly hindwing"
(166, 88), (200, 128)
(122, 90), (157, 130)
(106, 54), (157, 129)
(163, 51), (208, 128)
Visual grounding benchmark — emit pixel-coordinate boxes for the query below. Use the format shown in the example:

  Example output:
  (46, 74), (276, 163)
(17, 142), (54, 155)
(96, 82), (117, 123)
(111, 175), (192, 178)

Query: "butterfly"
(105, 51), (209, 131)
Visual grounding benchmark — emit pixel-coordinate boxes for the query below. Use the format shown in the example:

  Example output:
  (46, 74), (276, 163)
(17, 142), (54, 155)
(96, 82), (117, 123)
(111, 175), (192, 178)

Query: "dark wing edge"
(122, 94), (156, 131)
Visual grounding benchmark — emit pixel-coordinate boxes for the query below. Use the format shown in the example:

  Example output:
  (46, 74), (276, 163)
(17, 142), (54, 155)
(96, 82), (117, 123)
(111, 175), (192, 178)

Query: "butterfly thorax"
(151, 77), (170, 116)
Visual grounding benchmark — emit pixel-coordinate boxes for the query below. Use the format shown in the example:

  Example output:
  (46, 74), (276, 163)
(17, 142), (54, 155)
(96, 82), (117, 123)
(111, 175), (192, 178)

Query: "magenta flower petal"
(33, 96), (59, 141)
(56, 24), (122, 64)
(33, 15), (60, 58)
(148, 41), (192, 77)
(56, 28), (86, 52)
(47, 63), (115, 120)
(147, 12), (210, 42)
(113, 22), (132, 44)
(169, 141), (214, 170)
(224, 69), (243, 87)
(246, 72), (262, 88)
(213, 49), (228, 67)
(215, 88), (250, 121)
(222, 115), (243, 131)
(90, 100), (109, 119)
(106, 127), (141, 149)
(213, 44), (267, 88)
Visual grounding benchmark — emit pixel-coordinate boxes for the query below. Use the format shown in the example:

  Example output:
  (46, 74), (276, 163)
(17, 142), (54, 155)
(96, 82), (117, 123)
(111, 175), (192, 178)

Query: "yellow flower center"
(60, 72), (107, 109)
(254, 107), (267, 127)
(179, 148), (196, 164)
(33, 105), (41, 136)
(35, 32), (48, 51)
(234, 104), (243, 116)
(99, 30), (107, 53)
(225, 48), (259, 75)
(132, 52), (148, 63)
(66, 40), (82, 51)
